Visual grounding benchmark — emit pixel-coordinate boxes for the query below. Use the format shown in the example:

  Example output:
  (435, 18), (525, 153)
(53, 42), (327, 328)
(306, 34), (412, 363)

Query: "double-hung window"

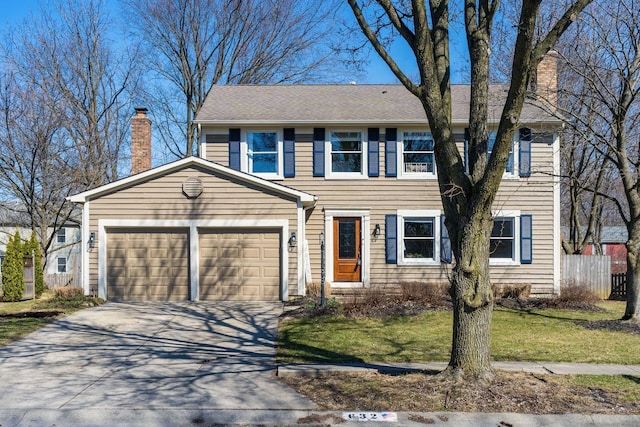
(488, 131), (516, 175)
(400, 131), (435, 178)
(489, 211), (532, 265)
(57, 257), (67, 273)
(490, 217), (515, 261)
(397, 210), (440, 265)
(327, 131), (367, 178)
(244, 131), (282, 178)
(57, 228), (66, 244)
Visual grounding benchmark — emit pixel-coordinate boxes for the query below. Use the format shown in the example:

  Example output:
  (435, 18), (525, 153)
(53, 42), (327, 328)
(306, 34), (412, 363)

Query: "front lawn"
(278, 301), (640, 364)
(0, 289), (103, 346)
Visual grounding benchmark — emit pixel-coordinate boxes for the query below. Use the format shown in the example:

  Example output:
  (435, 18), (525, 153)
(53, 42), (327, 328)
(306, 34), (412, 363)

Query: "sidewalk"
(277, 360), (640, 376)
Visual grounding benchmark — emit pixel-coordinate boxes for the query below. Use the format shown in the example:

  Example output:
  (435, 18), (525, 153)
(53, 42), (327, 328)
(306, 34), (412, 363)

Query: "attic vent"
(182, 177), (203, 199)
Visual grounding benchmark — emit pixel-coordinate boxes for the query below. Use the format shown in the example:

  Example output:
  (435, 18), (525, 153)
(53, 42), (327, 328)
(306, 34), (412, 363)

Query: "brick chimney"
(131, 107), (152, 175)
(532, 50), (558, 108)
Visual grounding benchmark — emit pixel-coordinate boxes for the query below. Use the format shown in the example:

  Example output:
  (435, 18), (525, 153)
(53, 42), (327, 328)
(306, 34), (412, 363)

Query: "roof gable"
(68, 157), (317, 205)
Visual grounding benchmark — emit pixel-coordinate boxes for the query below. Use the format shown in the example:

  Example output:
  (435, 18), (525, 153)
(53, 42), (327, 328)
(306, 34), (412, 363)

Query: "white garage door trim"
(98, 219), (289, 301)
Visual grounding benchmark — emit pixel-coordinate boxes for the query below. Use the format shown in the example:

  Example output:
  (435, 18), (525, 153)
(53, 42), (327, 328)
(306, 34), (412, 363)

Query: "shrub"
(27, 231), (45, 298)
(556, 281), (601, 305)
(1, 231), (25, 302)
(54, 287), (84, 300)
(493, 284), (531, 300)
(400, 281), (451, 305)
(306, 281), (332, 299)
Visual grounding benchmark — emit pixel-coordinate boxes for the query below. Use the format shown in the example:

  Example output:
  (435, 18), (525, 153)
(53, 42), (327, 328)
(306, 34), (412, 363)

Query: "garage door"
(199, 230), (280, 301)
(107, 229), (190, 301)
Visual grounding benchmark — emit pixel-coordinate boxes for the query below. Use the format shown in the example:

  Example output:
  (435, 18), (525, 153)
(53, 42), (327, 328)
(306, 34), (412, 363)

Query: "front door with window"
(333, 217), (362, 282)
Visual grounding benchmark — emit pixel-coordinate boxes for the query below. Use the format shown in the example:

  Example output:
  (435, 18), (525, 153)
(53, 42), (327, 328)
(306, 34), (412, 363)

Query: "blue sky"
(0, 1), (467, 84)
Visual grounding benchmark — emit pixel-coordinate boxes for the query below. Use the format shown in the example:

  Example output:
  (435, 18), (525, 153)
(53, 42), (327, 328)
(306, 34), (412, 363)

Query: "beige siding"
(199, 125), (558, 296)
(87, 165), (299, 297)
(204, 134), (229, 166)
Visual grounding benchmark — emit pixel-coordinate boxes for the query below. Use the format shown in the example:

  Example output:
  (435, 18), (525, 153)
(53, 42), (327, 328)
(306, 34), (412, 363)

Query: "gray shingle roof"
(195, 84), (560, 126)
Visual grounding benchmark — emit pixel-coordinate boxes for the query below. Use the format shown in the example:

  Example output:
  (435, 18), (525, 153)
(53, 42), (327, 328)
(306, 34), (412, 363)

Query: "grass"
(278, 300), (640, 364)
(0, 289), (103, 346)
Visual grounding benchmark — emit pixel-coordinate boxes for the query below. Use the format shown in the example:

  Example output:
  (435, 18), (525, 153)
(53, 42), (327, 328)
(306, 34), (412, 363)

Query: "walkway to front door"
(333, 217), (362, 282)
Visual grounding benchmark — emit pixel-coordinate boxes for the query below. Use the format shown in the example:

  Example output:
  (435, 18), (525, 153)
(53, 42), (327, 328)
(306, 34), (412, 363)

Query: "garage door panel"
(199, 230), (280, 301)
(107, 230), (189, 301)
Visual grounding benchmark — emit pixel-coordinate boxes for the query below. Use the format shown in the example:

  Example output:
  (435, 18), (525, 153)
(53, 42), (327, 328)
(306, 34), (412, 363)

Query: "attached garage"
(199, 229), (281, 301)
(106, 229), (190, 301)
(70, 157), (317, 301)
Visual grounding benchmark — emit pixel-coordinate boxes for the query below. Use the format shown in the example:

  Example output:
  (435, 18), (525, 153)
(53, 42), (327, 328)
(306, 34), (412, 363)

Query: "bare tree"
(0, 0), (138, 261)
(346, 0), (592, 380)
(0, 72), (73, 260)
(557, 0), (640, 320)
(127, 0), (338, 159)
(4, 0), (137, 188)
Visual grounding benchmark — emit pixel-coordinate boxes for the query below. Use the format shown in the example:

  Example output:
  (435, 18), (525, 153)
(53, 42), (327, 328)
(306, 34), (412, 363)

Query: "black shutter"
(385, 128), (397, 177)
(519, 128), (532, 177)
(520, 214), (533, 264)
(368, 128), (380, 177)
(313, 128), (325, 177)
(385, 214), (397, 264)
(464, 128), (470, 174)
(229, 128), (241, 171)
(440, 215), (452, 263)
(283, 128), (295, 178)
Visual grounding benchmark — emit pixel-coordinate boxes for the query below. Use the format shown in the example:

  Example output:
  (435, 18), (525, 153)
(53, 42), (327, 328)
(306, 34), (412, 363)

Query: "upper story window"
(57, 228), (66, 244)
(242, 130), (283, 179)
(327, 131), (367, 178)
(488, 132), (516, 175)
(399, 131), (436, 178)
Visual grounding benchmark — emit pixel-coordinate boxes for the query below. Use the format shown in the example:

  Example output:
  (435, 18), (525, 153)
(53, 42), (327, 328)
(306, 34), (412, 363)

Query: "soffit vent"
(182, 177), (203, 199)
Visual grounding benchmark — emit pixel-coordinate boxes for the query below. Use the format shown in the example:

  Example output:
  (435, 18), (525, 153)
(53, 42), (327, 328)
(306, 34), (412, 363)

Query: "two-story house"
(69, 65), (561, 301)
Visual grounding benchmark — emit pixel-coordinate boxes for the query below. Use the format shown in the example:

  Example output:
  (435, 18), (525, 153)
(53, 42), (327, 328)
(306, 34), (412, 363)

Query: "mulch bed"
(0, 311), (62, 319)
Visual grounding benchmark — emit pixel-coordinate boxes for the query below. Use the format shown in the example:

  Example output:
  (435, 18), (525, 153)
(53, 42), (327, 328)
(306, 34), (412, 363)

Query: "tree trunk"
(445, 211), (494, 380)
(624, 226), (640, 321)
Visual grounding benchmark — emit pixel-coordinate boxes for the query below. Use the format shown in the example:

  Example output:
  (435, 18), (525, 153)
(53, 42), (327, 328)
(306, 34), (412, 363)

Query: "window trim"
(241, 129), (283, 179)
(325, 129), (368, 179)
(488, 131), (519, 179)
(397, 210), (441, 265)
(490, 210), (521, 266)
(57, 256), (67, 273)
(397, 130), (437, 180)
(57, 227), (66, 244)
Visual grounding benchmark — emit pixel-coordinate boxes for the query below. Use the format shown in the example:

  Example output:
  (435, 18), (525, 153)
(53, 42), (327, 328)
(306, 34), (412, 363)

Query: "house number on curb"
(342, 412), (398, 422)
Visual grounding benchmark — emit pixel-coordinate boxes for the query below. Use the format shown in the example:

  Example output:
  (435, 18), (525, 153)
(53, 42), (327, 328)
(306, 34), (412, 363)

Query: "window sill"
(490, 259), (520, 266)
(397, 174), (438, 180)
(325, 173), (369, 180)
(248, 172), (283, 180)
(398, 259), (440, 266)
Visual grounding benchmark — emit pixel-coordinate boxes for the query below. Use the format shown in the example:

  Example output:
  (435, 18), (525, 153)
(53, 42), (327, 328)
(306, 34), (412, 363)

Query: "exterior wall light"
(373, 223), (381, 237)
(288, 231), (297, 248)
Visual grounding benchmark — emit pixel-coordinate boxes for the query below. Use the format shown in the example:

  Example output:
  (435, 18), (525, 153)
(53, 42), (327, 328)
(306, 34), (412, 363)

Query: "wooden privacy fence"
(562, 255), (611, 299)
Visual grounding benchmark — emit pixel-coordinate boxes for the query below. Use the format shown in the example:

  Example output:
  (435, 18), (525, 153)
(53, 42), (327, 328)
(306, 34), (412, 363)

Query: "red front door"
(333, 217), (362, 282)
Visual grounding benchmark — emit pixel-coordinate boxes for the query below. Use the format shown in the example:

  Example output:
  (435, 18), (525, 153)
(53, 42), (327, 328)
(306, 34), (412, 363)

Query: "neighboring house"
(0, 204), (81, 283)
(581, 226), (627, 274)
(69, 61), (561, 301)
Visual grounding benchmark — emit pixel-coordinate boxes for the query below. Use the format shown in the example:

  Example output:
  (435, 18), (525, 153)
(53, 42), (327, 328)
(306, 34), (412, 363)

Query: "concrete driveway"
(0, 302), (315, 425)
